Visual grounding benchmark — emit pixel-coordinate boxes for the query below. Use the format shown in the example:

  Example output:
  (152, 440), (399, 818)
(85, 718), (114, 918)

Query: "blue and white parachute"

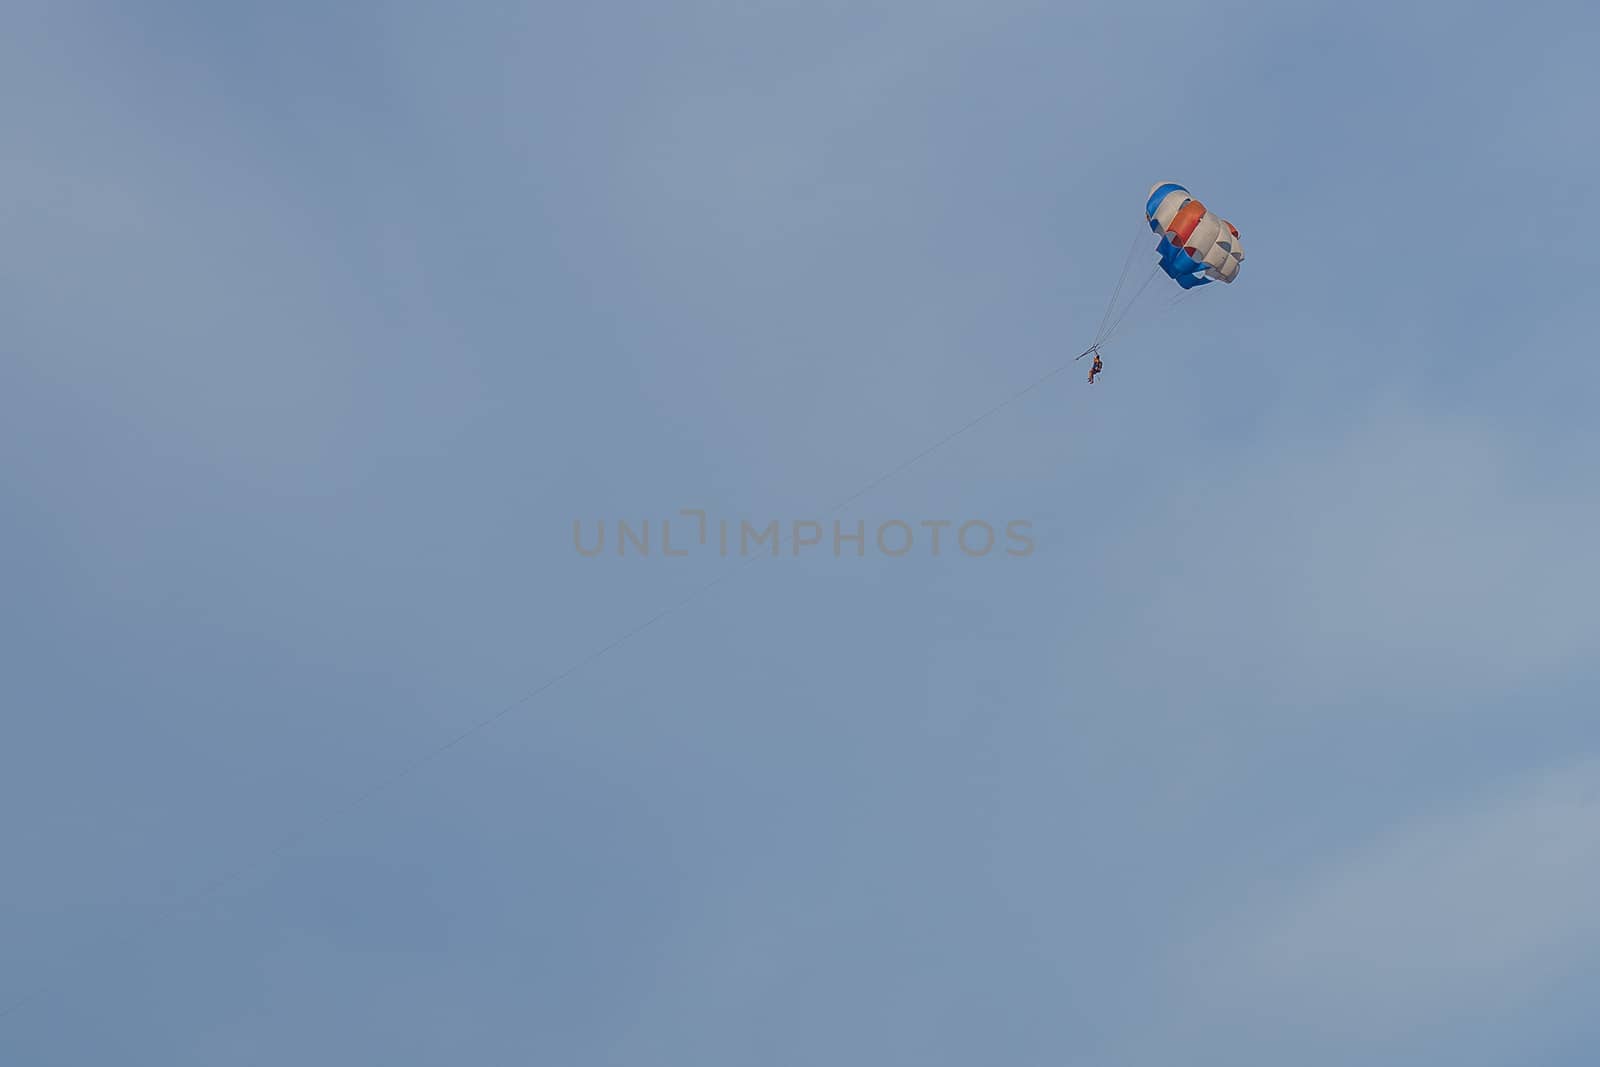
(1144, 181), (1244, 289)
(1079, 182), (1246, 366)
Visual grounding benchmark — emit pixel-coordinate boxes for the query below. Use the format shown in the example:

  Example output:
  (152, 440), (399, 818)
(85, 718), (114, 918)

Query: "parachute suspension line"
(1078, 259), (1161, 361)
(1099, 288), (1193, 348)
(1092, 233), (1145, 348)
(1097, 262), (1162, 346)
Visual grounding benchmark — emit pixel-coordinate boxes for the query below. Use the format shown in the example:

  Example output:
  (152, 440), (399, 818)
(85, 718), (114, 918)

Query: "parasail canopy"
(1145, 181), (1244, 288)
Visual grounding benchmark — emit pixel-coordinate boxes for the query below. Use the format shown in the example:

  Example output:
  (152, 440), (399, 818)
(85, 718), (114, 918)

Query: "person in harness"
(1087, 350), (1104, 385)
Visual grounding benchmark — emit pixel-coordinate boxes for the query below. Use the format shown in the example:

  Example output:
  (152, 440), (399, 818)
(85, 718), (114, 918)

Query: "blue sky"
(4, 1), (1600, 1063)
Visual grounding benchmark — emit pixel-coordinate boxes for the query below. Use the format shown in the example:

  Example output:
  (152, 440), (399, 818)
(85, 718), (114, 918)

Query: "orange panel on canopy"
(1168, 200), (1207, 244)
